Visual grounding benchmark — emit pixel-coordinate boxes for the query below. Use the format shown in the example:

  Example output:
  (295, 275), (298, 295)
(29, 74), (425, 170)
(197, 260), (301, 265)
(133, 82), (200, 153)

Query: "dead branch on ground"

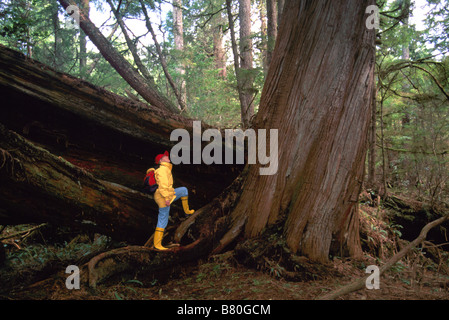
(317, 213), (449, 300)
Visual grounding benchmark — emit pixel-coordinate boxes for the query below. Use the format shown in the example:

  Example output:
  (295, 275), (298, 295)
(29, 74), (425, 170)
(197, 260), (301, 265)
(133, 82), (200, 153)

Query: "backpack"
(143, 168), (158, 194)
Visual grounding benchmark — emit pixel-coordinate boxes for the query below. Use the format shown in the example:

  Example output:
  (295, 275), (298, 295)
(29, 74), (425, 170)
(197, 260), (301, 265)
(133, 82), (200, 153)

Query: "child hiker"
(153, 151), (194, 251)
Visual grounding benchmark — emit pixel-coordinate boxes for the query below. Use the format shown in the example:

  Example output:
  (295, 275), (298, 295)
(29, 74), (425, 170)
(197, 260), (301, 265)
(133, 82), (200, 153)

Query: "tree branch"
(317, 213), (449, 300)
(139, 0), (186, 112)
(57, 0), (179, 113)
(410, 64), (449, 102)
(0, 223), (47, 241)
(107, 0), (155, 84)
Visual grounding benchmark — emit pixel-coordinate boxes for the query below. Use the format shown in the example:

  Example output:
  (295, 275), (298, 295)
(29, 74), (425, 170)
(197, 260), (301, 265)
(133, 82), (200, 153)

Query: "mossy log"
(0, 44), (241, 209)
(0, 122), (159, 243)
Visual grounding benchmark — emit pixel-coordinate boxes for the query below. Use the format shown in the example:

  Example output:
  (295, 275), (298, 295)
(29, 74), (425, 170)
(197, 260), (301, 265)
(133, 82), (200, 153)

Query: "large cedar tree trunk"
(229, 0), (376, 263)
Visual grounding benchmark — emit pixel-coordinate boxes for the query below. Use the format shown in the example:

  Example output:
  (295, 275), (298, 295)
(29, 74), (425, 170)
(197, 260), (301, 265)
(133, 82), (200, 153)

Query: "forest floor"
(2, 243), (449, 301)
(2, 253), (449, 300)
(1, 194), (449, 301)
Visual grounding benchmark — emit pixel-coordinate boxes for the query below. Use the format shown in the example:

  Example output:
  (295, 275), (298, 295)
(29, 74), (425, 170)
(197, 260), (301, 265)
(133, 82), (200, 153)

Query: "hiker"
(152, 151), (194, 251)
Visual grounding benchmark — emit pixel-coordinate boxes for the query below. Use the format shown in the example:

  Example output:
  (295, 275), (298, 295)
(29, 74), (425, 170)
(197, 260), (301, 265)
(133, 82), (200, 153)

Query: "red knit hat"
(155, 151), (169, 164)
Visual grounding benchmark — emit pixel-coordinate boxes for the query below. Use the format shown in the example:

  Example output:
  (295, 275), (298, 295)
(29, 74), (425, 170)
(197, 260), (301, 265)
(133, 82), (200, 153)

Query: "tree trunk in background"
(277, 0), (284, 27)
(212, 11), (227, 79)
(238, 0), (255, 128)
(139, 0), (185, 111)
(367, 84), (377, 188)
(402, 0), (411, 61)
(57, 0), (179, 114)
(266, 0), (277, 67)
(258, 0), (268, 74)
(173, 0), (187, 109)
(108, 0), (154, 84)
(401, 0), (411, 124)
(79, 0), (89, 77)
(51, 0), (61, 70)
(229, 0), (375, 263)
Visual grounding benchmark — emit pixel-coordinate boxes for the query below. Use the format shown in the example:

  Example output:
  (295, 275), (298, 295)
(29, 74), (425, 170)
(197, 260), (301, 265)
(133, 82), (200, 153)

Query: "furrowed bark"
(229, 0), (376, 263)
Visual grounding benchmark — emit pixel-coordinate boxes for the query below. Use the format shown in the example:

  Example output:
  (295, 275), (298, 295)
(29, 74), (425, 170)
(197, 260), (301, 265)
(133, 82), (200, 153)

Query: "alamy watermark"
(365, 265), (380, 290)
(366, 5), (380, 30)
(65, 265), (80, 290)
(169, 121), (278, 175)
(63, 264), (381, 291)
(166, 6), (379, 174)
(63, 5), (80, 30)
(59, 4), (378, 175)
(63, 4), (379, 31)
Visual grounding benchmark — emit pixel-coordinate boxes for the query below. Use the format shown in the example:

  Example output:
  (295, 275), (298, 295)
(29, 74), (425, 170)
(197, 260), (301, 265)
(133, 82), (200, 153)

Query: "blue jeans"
(156, 187), (189, 229)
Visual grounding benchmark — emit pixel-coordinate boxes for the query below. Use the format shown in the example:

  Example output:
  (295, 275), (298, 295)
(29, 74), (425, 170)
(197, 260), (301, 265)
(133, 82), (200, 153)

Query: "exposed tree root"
(232, 220), (337, 282)
(0, 148), (24, 181)
(83, 237), (212, 288)
(83, 174), (245, 288)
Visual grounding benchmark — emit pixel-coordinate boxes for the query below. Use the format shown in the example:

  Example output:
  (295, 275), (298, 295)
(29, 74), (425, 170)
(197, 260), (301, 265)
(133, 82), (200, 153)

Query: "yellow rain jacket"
(154, 162), (176, 208)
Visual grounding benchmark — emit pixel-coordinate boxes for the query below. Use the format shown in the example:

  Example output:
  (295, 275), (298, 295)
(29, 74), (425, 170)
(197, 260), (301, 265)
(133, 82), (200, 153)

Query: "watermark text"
(170, 121), (278, 175)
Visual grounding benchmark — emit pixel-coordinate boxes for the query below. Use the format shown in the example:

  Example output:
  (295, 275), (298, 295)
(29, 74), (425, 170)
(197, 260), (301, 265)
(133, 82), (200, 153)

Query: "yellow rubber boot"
(153, 227), (168, 251)
(181, 196), (194, 215)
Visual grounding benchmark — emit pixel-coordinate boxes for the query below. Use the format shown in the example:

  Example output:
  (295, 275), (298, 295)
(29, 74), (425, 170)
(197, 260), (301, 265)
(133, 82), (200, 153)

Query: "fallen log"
(0, 45), (243, 251)
(383, 194), (449, 246)
(0, 45), (184, 148)
(0, 44), (241, 212)
(0, 122), (158, 243)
